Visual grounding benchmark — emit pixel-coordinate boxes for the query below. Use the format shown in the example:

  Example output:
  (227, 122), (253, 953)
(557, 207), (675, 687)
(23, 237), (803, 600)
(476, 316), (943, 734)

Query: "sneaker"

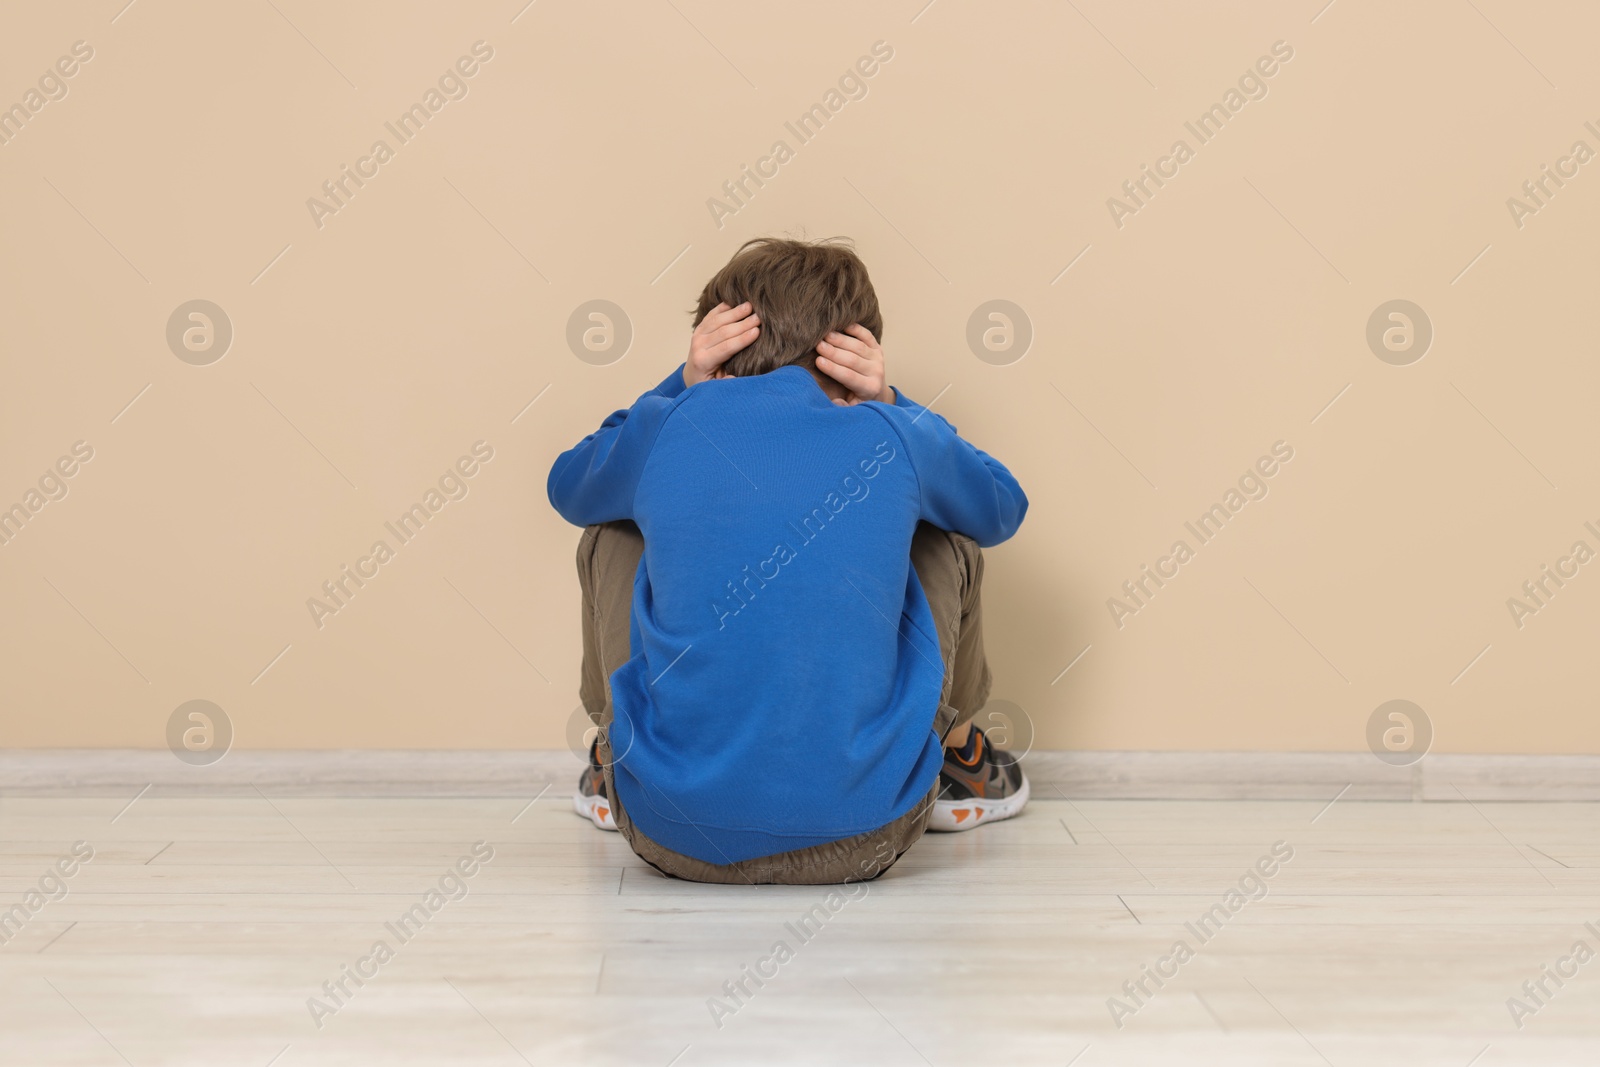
(572, 739), (618, 831)
(929, 727), (1030, 832)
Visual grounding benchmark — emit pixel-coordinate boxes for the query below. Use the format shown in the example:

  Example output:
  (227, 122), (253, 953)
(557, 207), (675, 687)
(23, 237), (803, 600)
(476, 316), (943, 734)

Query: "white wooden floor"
(2, 787), (1598, 1065)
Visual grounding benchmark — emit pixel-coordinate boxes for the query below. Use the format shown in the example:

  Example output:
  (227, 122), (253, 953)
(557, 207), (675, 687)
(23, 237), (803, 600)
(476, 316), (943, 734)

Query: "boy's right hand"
(684, 301), (760, 387)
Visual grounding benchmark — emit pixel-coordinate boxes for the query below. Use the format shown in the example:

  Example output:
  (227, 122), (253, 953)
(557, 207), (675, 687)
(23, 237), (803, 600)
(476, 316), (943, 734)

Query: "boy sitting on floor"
(548, 237), (1028, 885)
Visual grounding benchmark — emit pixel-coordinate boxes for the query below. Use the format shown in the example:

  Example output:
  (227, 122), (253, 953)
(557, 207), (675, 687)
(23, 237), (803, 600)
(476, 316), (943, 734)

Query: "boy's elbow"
(548, 491), (594, 530)
(1008, 487), (1029, 536)
(546, 457), (587, 526)
(982, 486), (1028, 547)
(547, 489), (576, 527)
(548, 489), (574, 526)
(546, 464), (569, 518)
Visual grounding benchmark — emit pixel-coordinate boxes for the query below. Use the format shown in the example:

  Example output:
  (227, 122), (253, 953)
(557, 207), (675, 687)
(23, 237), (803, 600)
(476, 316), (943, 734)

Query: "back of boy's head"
(692, 237), (882, 378)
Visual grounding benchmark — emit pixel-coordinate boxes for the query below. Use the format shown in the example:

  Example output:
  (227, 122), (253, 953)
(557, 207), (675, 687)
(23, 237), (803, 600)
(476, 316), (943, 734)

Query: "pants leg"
(910, 522), (993, 743)
(573, 519), (990, 885)
(576, 520), (642, 732)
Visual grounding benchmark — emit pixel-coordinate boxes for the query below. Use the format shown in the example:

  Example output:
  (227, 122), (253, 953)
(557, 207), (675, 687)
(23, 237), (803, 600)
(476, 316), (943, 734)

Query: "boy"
(548, 237), (1028, 885)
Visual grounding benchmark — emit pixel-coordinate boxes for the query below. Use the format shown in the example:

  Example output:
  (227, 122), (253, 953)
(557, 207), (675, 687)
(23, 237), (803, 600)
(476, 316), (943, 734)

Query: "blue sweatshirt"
(548, 364), (1027, 864)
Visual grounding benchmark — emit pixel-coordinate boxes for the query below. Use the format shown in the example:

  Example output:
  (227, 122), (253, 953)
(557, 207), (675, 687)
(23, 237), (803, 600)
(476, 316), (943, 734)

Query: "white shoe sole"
(573, 790), (618, 831)
(928, 773), (1030, 832)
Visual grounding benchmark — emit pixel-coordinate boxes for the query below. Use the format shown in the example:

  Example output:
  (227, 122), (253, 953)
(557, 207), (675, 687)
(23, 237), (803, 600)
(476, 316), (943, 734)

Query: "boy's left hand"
(816, 324), (894, 406)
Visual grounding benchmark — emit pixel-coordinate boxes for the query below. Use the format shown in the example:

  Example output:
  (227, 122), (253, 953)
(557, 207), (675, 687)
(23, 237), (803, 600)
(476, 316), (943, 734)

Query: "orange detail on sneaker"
(953, 729), (986, 768)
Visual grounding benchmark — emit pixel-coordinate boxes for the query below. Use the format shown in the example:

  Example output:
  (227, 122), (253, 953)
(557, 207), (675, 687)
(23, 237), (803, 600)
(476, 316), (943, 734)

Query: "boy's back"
(549, 363), (1025, 863)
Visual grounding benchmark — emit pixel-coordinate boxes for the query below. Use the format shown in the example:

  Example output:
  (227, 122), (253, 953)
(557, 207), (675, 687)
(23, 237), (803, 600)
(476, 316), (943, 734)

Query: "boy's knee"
(956, 534), (985, 593)
(577, 520), (643, 588)
(575, 525), (602, 594)
(911, 523), (984, 598)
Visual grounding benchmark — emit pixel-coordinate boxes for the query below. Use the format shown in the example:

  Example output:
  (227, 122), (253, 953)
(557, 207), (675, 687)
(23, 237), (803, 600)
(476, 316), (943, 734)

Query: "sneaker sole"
(572, 790), (618, 831)
(928, 773), (1030, 832)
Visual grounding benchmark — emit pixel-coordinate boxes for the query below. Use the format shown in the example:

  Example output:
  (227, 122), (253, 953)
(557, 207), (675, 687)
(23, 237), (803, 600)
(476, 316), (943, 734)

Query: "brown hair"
(692, 237), (882, 378)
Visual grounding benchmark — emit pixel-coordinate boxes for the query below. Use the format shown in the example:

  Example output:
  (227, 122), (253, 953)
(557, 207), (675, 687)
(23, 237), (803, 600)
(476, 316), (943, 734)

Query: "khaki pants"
(576, 520), (990, 885)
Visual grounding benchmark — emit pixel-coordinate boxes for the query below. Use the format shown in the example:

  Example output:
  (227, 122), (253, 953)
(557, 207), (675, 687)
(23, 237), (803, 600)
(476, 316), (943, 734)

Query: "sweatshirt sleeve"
(546, 365), (688, 527)
(875, 389), (1028, 547)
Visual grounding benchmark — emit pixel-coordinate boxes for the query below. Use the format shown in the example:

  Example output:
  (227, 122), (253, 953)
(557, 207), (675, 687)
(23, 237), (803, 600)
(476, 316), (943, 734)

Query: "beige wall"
(3, 1), (1597, 754)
